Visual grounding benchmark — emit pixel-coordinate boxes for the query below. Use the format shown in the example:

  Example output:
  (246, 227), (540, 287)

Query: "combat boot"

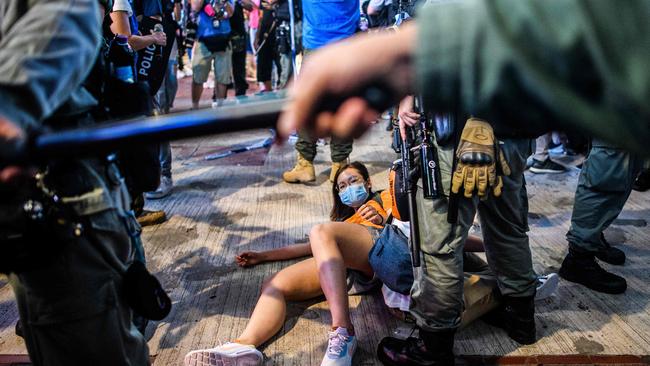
(559, 249), (627, 294)
(329, 159), (350, 182)
(595, 232), (625, 265)
(481, 295), (536, 345)
(377, 329), (455, 366)
(282, 154), (316, 183)
(632, 169), (650, 192)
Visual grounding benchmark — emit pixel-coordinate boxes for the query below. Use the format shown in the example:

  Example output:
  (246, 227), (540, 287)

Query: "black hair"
(330, 161), (373, 221)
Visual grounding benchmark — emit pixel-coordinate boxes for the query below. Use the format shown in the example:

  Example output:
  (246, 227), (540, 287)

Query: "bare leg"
(191, 82), (203, 109)
(215, 82), (228, 100)
(259, 80), (272, 92)
(237, 258), (322, 347)
(309, 222), (375, 331)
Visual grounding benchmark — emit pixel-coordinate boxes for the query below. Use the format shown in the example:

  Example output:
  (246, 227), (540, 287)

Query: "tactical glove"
(451, 118), (511, 199)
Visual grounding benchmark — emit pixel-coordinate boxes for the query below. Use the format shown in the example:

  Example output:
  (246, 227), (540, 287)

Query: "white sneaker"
(535, 273), (559, 301)
(184, 342), (263, 366)
(321, 327), (357, 366)
(145, 176), (173, 200)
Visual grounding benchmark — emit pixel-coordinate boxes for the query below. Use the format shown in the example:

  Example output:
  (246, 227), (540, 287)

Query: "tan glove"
(451, 118), (511, 199)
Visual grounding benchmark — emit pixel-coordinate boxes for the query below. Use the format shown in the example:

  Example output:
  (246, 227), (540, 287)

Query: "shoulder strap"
(373, 190), (385, 206)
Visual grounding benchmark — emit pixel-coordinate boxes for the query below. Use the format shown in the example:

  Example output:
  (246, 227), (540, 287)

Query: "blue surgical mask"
(339, 183), (369, 208)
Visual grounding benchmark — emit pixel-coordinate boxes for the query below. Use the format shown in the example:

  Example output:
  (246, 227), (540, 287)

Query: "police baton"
(22, 86), (395, 162)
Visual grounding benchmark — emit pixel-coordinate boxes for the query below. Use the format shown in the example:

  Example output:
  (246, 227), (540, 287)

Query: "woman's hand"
(358, 204), (384, 226)
(235, 251), (266, 267)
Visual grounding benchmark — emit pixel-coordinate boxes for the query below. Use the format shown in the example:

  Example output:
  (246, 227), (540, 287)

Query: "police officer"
(560, 140), (644, 294)
(0, 1), (149, 364)
(277, 0), (649, 364)
(378, 97), (538, 364)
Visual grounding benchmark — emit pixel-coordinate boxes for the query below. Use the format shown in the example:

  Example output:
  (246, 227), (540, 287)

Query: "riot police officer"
(560, 140), (644, 294)
(0, 1), (150, 364)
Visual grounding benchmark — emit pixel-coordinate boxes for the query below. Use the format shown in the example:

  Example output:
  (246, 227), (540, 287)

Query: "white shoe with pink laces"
(320, 327), (357, 366)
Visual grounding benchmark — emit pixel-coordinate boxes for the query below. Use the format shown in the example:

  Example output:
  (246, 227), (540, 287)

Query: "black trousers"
(231, 49), (247, 96)
(256, 33), (281, 83)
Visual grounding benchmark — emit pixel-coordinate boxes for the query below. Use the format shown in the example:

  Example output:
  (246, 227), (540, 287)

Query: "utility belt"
(0, 157), (123, 275)
(0, 156), (172, 320)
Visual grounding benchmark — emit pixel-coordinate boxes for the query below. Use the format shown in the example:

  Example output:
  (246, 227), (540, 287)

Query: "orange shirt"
(344, 191), (393, 229)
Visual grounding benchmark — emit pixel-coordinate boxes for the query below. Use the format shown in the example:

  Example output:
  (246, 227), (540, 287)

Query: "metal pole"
(287, 0), (298, 76)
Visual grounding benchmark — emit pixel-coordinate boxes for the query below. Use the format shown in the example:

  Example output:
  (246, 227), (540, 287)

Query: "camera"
(276, 21), (290, 54)
(204, 0), (228, 27)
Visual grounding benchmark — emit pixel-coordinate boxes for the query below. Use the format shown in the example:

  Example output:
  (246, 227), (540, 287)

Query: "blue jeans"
(155, 59), (178, 114)
(155, 58), (177, 179)
(160, 142), (172, 179)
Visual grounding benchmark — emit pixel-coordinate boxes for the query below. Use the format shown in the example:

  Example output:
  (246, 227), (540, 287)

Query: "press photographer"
(191, 0), (235, 108)
(229, 0), (255, 96)
(272, 0), (302, 88)
(254, 0), (301, 91)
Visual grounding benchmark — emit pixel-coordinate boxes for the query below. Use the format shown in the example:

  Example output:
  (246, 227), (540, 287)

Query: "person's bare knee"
(261, 273), (293, 299)
(309, 223), (336, 249)
(261, 275), (282, 295)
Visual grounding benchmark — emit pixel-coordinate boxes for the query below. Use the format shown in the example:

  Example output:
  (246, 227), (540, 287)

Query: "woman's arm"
(236, 242), (312, 267)
(191, 0), (204, 12)
(224, 1), (234, 18)
(238, 0), (255, 11)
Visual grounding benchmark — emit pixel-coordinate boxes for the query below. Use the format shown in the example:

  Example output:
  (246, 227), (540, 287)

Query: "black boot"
(421, 329), (455, 365)
(15, 320), (24, 339)
(559, 249), (627, 294)
(632, 169), (650, 192)
(595, 233), (625, 265)
(481, 295), (536, 345)
(377, 329), (455, 366)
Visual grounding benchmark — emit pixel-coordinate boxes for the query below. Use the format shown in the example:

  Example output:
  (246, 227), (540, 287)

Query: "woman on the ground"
(184, 162), (558, 366)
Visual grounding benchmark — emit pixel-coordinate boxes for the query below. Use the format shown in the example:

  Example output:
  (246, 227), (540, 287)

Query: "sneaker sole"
(535, 274), (559, 301)
(145, 191), (172, 200)
(559, 268), (627, 294)
(529, 167), (565, 174)
(184, 349), (263, 366)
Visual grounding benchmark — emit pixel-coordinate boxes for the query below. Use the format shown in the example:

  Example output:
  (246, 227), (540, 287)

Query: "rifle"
(394, 95), (444, 267)
(414, 95), (442, 200)
(393, 110), (421, 267)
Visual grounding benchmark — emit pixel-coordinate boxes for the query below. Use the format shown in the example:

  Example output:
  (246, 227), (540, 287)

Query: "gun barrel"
(408, 185), (421, 267)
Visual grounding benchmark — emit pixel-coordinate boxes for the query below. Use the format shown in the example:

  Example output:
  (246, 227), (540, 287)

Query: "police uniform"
(379, 1), (649, 362)
(560, 138), (644, 294)
(567, 139), (644, 255)
(410, 134), (537, 331)
(0, 1), (149, 364)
